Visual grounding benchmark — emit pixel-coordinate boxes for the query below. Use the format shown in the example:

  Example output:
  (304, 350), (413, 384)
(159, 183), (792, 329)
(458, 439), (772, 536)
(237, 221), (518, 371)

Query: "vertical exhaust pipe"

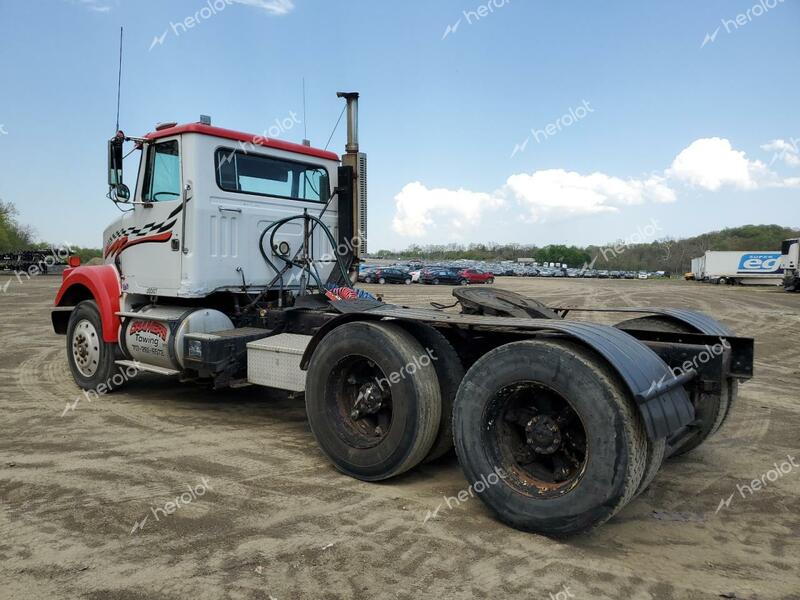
(337, 92), (367, 261)
(337, 92), (359, 153)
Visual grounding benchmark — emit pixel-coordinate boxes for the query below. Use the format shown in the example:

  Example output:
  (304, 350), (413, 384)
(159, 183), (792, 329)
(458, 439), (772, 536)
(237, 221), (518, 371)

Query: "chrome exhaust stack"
(337, 92), (367, 258)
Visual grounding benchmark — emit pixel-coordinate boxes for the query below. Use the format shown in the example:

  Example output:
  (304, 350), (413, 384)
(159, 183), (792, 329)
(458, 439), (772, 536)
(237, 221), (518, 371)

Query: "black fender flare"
(301, 304), (694, 441)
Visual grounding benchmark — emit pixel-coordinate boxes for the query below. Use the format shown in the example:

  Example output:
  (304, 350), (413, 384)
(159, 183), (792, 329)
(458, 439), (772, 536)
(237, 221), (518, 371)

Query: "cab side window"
(142, 140), (180, 202)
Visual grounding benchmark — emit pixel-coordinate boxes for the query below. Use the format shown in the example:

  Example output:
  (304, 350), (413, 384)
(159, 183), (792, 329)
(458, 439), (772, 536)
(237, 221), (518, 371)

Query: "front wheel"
(66, 300), (125, 392)
(487, 278), (494, 284)
(404, 279), (412, 285)
(433, 278), (440, 285)
(460, 279), (469, 286)
(453, 339), (647, 536)
(378, 277), (386, 285)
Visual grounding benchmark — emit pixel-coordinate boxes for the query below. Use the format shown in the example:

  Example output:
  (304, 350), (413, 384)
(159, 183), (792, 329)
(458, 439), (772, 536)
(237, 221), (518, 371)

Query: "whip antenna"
(302, 76), (307, 140)
(115, 26), (123, 132)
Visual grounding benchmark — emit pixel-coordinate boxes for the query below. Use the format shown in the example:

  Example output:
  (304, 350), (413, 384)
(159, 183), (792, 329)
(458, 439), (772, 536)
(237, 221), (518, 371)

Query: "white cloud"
(504, 170), (675, 222)
(73, 0), (112, 12)
(667, 137), (767, 191)
(230, 0), (295, 15)
(391, 182), (503, 237)
(390, 137), (788, 239)
(761, 138), (800, 167)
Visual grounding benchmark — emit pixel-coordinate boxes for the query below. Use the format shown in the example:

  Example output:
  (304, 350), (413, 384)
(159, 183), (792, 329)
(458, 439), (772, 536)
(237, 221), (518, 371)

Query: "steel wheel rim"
(72, 319), (101, 377)
(483, 381), (588, 498)
(326, 355), (394, 449)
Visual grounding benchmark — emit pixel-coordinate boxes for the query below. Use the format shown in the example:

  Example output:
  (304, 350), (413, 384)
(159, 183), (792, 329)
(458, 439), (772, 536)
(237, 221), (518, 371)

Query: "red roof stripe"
(145, 123), (340, 162)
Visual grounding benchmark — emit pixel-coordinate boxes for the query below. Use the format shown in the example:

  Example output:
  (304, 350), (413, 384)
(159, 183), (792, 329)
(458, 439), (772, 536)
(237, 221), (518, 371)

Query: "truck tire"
(66, 300), (125, 392)
(305, 321), (442, 481)
(453, 339), (647, 536)
(397, 322), (465, 462)
(615, 315), (737, 458)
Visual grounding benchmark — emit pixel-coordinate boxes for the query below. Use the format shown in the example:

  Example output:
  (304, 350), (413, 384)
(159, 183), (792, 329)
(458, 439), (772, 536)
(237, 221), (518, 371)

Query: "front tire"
(305, 321), (442, 481)
(453, 339), (647, 536)
(66, 300), (125, 392)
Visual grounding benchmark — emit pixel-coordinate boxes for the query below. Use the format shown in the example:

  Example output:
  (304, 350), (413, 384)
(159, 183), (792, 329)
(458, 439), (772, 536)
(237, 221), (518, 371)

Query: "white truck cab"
(104, 123), (342, 299)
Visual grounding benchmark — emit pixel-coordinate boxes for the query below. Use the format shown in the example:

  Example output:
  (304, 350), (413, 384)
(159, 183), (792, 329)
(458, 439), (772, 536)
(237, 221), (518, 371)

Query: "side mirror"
(108, 132), (129, 201)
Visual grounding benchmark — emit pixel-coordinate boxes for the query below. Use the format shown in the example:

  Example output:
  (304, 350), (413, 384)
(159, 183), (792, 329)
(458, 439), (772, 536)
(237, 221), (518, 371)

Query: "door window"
(142, 140), (181, 202)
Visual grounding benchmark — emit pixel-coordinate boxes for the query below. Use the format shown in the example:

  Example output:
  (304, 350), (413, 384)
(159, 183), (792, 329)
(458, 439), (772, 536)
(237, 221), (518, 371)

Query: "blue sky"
(0, 0), (798, 250)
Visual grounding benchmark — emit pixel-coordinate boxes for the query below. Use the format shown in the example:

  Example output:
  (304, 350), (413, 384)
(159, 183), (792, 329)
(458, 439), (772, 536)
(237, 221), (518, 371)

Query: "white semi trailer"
(782, 238), (799, 292)
(691, 250), (784, 286)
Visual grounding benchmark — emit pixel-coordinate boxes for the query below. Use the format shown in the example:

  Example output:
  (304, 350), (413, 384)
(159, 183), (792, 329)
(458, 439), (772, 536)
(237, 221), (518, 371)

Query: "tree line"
(374, 224), (800, 274)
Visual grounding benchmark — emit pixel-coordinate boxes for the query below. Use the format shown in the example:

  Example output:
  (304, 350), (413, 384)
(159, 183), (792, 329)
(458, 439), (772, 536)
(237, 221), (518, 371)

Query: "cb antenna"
(115, 26), (123, 132)
(302, 76), (309, 145)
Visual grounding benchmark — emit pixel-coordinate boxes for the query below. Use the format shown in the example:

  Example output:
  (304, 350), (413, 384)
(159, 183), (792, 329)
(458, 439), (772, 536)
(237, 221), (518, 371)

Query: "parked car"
(420, 267), (464, 285)
(459, 268), (495, 284)
(638, 272), (649, 280)
(409, 269), (422, 283)
(374, 267), (412, 284)
(358, 267), (379, 283)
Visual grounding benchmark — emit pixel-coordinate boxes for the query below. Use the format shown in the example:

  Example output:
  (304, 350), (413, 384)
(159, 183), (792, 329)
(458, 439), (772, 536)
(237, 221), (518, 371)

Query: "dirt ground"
(1, 275), (798, 600)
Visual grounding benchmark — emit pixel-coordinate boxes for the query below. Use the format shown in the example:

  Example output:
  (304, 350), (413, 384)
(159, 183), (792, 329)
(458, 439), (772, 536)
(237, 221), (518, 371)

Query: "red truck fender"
(52, 264), (122, 342)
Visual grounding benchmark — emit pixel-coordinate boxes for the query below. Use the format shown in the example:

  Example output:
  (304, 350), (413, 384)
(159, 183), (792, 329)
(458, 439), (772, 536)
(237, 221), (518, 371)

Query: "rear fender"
(52, 265), (121, 342)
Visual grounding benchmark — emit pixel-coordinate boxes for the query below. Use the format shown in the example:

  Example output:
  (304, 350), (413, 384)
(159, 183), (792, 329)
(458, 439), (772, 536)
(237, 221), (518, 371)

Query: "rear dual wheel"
(453, 339), (648, 536)
(305, 321), (442, 481)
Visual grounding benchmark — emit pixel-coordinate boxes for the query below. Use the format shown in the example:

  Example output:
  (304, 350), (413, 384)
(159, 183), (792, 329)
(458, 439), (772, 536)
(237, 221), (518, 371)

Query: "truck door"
(112, 138), (185, 295)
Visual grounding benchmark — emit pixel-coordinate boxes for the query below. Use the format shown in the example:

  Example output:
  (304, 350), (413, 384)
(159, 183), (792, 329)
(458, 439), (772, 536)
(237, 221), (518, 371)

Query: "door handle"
(218, 206), (242, 213)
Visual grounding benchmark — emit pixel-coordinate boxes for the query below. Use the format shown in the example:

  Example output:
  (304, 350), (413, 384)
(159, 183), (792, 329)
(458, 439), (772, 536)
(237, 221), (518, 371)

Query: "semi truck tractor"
(782, 238), (799, 291)
(52, 93), (754, 536)
(691, 250), (784, 286)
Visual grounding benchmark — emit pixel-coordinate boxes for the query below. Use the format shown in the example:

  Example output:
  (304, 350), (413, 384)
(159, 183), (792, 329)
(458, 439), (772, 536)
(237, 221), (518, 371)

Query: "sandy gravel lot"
(1, 275), (798, 600)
